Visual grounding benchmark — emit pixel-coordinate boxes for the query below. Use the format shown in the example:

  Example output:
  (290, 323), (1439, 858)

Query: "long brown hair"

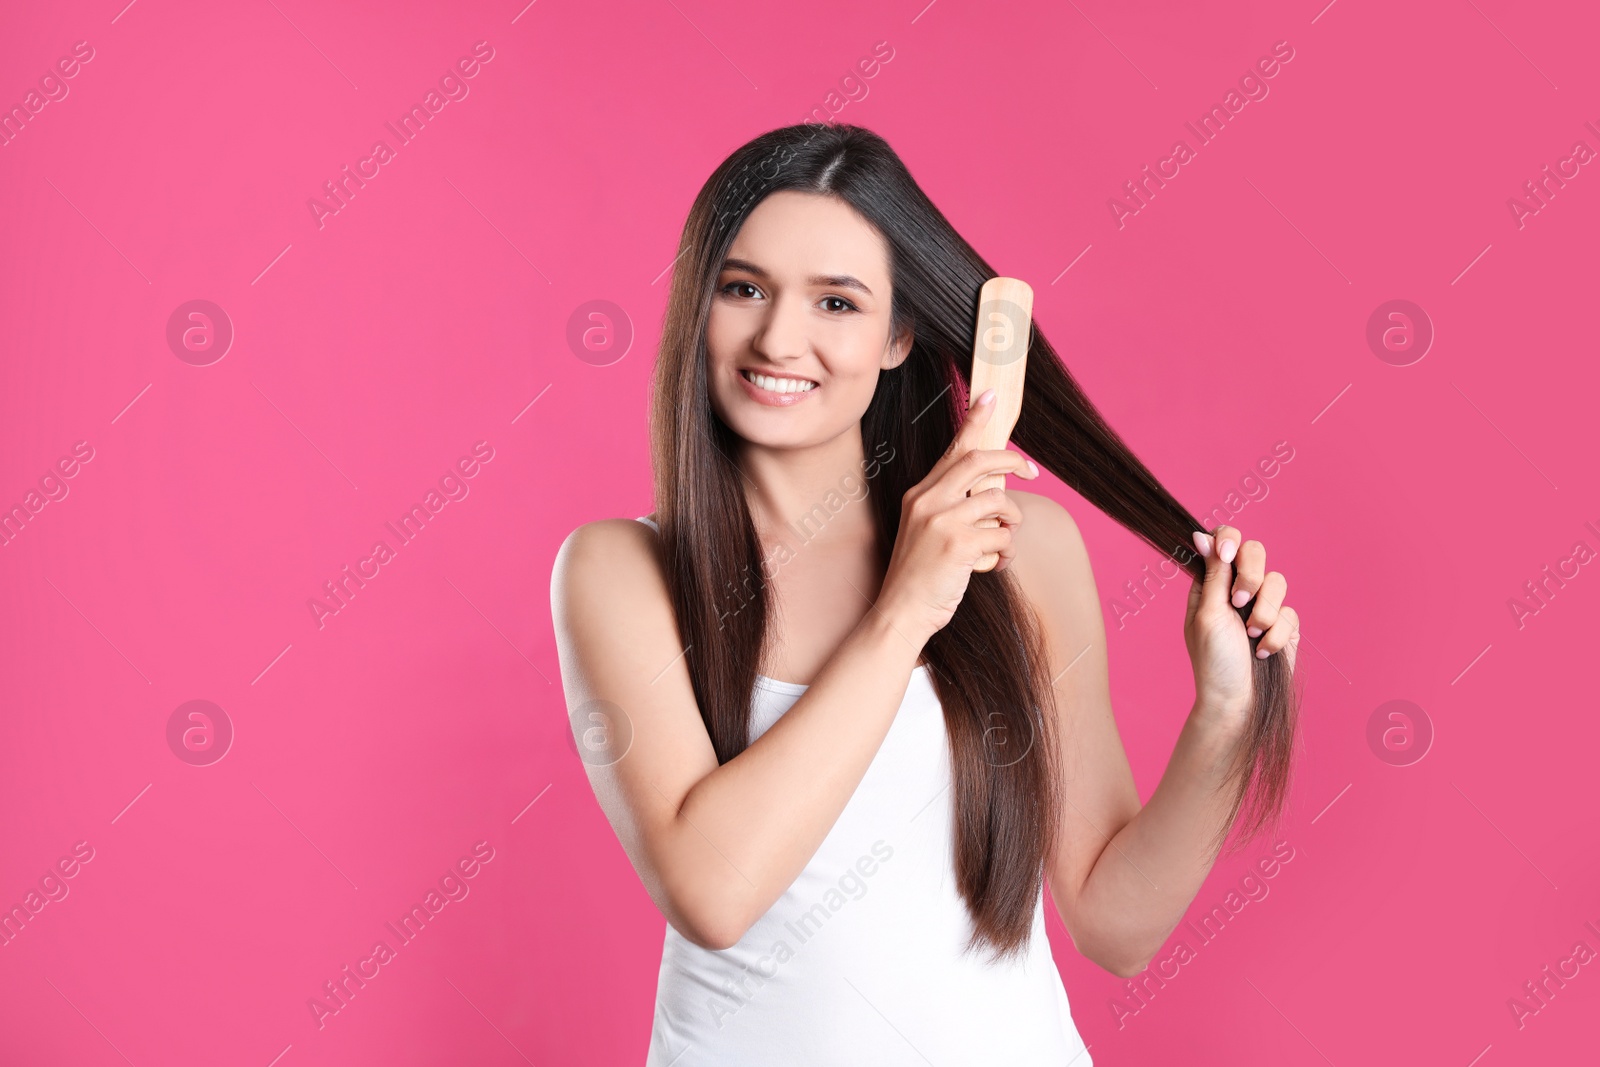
(648, 122), (1298, 962)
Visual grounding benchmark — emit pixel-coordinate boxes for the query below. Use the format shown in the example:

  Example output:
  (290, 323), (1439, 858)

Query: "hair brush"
(965, 276), (1035, 573)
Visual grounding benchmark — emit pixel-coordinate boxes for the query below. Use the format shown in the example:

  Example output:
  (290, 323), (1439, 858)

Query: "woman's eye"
(719, 282), (855, 313)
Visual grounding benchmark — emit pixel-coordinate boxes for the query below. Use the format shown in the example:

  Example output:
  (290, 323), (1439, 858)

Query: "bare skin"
(549, 190), (1301, 972)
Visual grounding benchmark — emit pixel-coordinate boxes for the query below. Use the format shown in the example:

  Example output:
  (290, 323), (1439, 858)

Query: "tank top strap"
(635, 515), (660, 532)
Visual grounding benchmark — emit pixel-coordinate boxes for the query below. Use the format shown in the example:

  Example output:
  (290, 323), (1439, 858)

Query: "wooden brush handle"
(966, 277), (1034, 573)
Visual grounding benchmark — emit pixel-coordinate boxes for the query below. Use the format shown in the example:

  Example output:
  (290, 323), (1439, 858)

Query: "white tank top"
(634, 515), (1093, 1066)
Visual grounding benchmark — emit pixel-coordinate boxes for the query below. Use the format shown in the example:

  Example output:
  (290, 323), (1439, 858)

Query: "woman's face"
(706, 190), (911, 449)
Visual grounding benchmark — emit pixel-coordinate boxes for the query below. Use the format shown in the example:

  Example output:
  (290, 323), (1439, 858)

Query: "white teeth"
(743, 370), (817, 394)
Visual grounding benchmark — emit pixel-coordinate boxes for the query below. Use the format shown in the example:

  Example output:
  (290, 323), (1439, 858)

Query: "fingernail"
(1026, 460), (1039, 476)
(1247, 626), (1264, 638)
(977, 388), (995, 406)
(1256, 647), (1271, 659)
(1231, 589), (1250, 607)
(1219, 539), (1238, 563)
(1191, 531), (1212, 556)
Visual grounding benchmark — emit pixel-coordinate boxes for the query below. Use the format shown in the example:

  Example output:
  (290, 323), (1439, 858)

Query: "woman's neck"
(736, 430), (877, 553)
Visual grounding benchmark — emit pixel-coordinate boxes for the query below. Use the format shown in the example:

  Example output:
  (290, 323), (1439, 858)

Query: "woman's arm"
(550, 518), (925, 950)
(552, 405), (1034, 951)
(1008, 491), (1280, 978)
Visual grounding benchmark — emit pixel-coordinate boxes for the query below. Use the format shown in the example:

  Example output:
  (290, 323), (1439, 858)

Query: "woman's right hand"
(876, 388), (1039, 645)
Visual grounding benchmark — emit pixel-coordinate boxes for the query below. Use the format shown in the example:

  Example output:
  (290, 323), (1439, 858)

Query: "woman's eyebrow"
(720, 257), (874, 297)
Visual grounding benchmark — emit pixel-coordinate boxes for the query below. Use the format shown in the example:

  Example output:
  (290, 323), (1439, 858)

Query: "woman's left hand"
(1182, 523), (1299, 725)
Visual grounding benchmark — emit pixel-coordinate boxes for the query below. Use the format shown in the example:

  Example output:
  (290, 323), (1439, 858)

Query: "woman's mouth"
(738, 368), (819, 406)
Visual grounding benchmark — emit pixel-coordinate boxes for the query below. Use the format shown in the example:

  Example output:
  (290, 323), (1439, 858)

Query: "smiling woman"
(549, 122), (1301, 1066)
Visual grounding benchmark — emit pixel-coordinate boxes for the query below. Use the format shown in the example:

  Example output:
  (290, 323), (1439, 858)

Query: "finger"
(1245, 571), (1287, 637)
(1213, 525), (1241, 566)
(1280, 606), (1300, 672)
(918, 392), (993, 496)
(919, 394), (999, 497)
(938, 387), (997, 465)
(1229, 539), (1266, 609)
(956, 486), (1023, 527)
(1197, 523), (1239, 616)
(964, 521), (1018, 573)
(942, 448), (1036, 502)
(971, 521), (1015, 560)
(1255, 604), (1299, 659)
(993, 525), (1021, 571)
(1186, 532), (1213, 621)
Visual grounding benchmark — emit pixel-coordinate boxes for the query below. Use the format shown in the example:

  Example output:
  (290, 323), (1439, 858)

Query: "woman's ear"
(882, 323), (914, 369)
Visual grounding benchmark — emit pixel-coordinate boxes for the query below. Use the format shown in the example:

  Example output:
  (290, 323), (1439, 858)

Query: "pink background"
(3, 0), (1597, 1063)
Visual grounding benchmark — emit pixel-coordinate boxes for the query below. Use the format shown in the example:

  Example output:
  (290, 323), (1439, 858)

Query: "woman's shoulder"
(551, 516), (665, 595)
(1004, 490), (1095, 612)
(550, 516), (676, 663)
(558, 513), (658, 549)
(1009, 490), (1081, 540)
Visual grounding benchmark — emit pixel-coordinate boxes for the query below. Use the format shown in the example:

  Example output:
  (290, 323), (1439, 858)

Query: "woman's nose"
(749, 294), (811, 362)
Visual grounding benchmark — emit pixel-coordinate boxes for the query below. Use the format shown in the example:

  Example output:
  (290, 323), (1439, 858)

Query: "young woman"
(551, 123), (1301, 1065)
